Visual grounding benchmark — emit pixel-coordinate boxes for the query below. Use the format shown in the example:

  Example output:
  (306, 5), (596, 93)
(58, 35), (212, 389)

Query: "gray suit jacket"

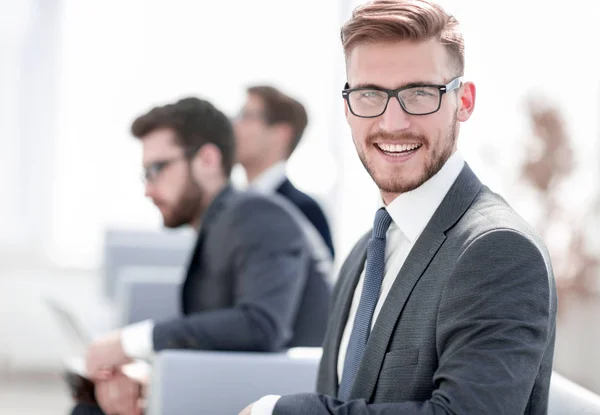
(152, 185), (331, 352)
(275, 165), (557, 414)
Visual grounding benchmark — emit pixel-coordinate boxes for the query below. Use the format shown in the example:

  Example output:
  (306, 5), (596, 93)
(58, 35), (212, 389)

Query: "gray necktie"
(338, 207), (392, 401)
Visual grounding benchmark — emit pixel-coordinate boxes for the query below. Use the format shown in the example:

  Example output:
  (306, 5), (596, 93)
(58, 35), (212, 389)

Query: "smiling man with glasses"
(243, 1), (556, 414)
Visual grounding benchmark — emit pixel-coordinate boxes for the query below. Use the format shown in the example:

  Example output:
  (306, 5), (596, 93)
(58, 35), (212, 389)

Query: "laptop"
(45, 296), (93, 356)
(45, 296), (150, 381)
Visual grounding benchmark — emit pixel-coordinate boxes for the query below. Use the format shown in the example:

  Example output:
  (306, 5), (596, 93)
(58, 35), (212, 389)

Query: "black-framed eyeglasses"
(342, 77), (463, 118)
(142, 147), (198, 184)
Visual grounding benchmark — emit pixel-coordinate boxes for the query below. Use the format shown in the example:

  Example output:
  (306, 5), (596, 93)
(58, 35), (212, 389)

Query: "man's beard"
(357, 116), (458, 195)
(160, 177), (204, 228)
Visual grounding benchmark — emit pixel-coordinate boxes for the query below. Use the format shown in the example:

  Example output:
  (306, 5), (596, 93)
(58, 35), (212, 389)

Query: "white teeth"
(377, 143), (421, 153)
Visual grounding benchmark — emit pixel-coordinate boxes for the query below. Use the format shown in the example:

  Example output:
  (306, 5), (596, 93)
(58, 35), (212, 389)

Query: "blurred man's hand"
(239, 402), (254, 415)
(86, 330), (132, 379)
(96, 371), (143, 415)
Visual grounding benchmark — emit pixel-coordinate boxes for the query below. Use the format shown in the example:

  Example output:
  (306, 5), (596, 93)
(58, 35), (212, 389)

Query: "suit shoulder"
(230, 190), (278, 209)
(461, 187), (540, 237)
(226, 191), (304, 235)
(283, 185), (327, 214)
(453, 186), (551, 266)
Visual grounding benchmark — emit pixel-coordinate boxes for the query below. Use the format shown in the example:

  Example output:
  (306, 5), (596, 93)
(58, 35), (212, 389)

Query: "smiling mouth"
(375, 142), (423, 156)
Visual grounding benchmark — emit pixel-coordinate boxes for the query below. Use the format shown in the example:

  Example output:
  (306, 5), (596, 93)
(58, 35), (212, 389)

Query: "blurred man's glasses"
(233, 110), (267, 123)
(142, 147), (197, 184)
(342, 77), (463, 118)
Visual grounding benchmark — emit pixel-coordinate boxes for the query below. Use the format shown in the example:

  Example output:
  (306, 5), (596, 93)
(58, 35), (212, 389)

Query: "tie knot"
(372, 208), (392, 239)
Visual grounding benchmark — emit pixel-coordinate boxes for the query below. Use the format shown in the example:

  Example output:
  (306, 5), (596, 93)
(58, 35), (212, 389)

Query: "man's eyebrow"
(348, 80), (439, 89)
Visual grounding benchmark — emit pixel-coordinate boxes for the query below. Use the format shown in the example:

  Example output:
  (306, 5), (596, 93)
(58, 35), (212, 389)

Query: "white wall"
(11, 0), (600, 269)
(0, 0), (61, 266)
(49, 0), (342, 268)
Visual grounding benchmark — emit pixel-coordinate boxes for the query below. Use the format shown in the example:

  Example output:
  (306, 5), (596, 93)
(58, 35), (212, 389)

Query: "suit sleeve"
(303, 201), (335, 259)
(290, 193), (335, 260)
(152, 197), (311, 352)
(272, 229), (556, 414)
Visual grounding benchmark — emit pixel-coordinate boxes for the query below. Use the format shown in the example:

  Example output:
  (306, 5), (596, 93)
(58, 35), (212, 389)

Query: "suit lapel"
(318, 233), (369, 396)
(350, 164), (483, 400)
(350, 225), (446, 399)
(275, 178), (292, 197)
(180, 229), (205, 314)
(181, 185), (235, 313)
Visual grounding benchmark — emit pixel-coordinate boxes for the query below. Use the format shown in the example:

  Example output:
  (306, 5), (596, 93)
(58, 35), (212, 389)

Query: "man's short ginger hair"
(341, 0), (464, 76)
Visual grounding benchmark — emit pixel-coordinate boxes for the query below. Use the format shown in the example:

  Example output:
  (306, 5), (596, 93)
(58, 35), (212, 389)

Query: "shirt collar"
(249, 161), (287, 194)
(381, 152), (465, 242)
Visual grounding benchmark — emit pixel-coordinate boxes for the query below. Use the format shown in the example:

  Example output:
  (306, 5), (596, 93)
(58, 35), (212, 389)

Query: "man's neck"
(245, 157), (286, 183)
(380, 191), (401, 206)
(379, 150), (462, 207)
(189, 179), (228, 229)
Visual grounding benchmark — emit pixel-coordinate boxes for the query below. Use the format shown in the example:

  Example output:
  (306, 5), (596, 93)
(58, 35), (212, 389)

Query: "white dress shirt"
(251, 152), (465, 415)
(121, 319), (155, 361)
(249, 161), (288, 194)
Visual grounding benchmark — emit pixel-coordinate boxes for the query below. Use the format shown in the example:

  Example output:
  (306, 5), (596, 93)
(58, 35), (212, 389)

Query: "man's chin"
(373, 175), (427, 195)
(162, 216), (184, 229)
(163, 221), (186, 229)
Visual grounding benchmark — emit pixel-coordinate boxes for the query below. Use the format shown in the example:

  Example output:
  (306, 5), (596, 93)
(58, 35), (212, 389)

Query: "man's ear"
(456, 81), (476, 122)
(196, 143), (222, 171)
(270, 123), (294, 155)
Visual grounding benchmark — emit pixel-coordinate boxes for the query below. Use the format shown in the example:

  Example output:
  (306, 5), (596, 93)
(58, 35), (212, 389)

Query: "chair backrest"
(148, 346), (600, 415)
(103, 228), (195, 299)
(549, 372), (600, 415)
(115, 265), (184, 326)
(148, 348), (322, 415)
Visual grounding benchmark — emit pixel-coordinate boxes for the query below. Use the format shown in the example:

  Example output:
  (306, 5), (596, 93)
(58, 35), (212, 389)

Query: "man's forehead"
(142, 128), (181, 163)
(245, 93), (265, 109)
(346, 40), (450, 87)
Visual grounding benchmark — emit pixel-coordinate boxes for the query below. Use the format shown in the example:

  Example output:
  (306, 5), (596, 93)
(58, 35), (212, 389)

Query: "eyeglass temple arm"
(445, 77), (463, 91)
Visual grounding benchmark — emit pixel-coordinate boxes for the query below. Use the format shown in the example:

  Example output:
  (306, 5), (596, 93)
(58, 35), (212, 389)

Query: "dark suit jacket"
(152, 185), (331, 352)
(277, 178), (335, 259)
(274, 165), (557, 414)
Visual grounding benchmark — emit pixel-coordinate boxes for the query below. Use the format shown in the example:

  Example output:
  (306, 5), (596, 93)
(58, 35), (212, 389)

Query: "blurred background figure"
(1, 0), (599, 414)
(71, 96), (330, 415)
(234, 85), (336, 259)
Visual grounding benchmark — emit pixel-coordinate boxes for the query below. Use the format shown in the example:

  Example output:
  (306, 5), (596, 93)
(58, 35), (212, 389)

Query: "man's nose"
(378, 97), (411, 132)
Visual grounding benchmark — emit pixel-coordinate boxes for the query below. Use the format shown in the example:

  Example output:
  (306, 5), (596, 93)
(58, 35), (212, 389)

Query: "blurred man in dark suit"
(71, 97), (331, 415)
(234, 86), (335, 260)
